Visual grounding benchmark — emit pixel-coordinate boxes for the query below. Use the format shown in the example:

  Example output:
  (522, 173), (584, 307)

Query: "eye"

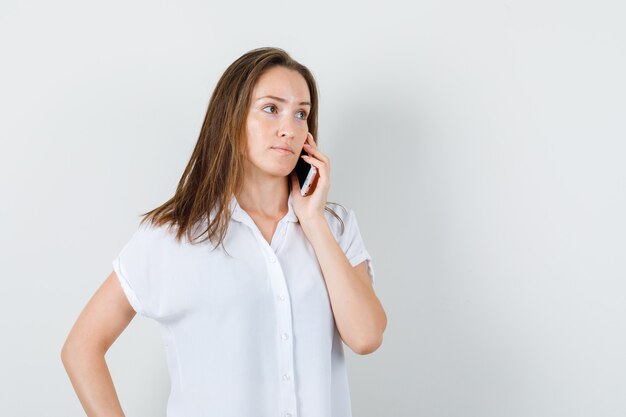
(296, 110), (308, 120)
(262, 105), (277, 114)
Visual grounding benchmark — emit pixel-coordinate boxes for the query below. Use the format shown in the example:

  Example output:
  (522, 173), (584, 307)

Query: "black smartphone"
(294, 148), (318, 196)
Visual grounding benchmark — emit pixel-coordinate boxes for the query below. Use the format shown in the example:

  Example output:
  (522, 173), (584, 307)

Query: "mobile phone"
(294, 149), (318, 196)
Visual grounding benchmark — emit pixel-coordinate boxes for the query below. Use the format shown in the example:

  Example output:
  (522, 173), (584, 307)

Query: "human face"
(244, 66), (311, 179)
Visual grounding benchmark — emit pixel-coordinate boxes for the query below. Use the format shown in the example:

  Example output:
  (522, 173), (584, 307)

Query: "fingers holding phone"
(293, 133), (319, 196)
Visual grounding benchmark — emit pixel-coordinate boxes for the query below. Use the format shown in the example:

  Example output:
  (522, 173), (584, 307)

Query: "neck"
(236, 175), (290, 220)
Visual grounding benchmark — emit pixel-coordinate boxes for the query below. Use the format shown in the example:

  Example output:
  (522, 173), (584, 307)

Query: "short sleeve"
(111, 223), (165, 319)
(329, 206), (376, 287)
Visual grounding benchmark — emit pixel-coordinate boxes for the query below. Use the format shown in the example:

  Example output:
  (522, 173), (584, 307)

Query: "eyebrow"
(255, 95), (311, 107)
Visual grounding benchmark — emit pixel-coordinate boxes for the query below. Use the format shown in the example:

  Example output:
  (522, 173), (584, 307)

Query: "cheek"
(244, 127), (268, 162)
(246, 115), (271, 141)
(245, 119), (261, 145)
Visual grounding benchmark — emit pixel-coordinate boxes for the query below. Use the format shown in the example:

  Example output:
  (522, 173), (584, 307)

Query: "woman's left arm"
(290, 132), (386, 355)
(300, 217), (387, 355)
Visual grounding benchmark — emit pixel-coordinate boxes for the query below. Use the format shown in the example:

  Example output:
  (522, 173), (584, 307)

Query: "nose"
(278, 118), (297, 139)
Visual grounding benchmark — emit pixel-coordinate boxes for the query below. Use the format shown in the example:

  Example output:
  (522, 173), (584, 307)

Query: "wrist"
(298, 214), (327, 230)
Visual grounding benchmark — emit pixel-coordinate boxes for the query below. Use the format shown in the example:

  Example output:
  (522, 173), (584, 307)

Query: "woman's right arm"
(61, 271), (137, 417)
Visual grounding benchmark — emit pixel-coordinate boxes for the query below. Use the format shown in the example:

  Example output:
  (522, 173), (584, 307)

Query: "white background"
(1, 0), (625, 416)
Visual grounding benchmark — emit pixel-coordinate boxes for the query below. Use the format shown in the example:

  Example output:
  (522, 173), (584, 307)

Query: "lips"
(271, 146), (293, 153)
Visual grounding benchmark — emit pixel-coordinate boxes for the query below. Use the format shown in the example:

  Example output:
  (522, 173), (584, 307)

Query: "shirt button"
(281, 333), (289, 340)
(278, 294), (286, 301)
(281, 227), (286, 235)
(285, 413), (292, 417)
(282, 374), (291, 381)
(269, 256), (276, 263)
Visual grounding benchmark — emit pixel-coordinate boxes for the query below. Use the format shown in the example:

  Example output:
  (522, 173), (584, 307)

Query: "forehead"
(253, 66), (310, 102)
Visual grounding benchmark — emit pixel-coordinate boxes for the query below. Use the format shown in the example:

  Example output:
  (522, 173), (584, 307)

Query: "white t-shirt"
(112, 192), (376, 417)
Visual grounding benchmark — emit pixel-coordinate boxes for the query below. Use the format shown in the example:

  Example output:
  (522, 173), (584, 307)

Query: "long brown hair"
(138, 47), (345, 253)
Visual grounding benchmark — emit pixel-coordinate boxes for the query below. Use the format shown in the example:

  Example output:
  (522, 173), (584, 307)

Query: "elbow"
(60, 339), (70, 361)
(352, 333), (384, 355)
(353, 311), (387, 355)
(60, 339), (77, 366)
(60, 344), (74, 374)
(60, 338), (103, 366)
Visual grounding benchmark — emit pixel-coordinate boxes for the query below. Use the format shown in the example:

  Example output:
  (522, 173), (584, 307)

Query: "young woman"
(61, 46), (386, 417)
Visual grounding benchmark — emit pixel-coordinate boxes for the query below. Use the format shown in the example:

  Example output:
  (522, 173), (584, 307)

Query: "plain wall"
(1, 0), (624, 416)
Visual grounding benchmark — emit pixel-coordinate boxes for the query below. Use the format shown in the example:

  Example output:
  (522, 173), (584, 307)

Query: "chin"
(265, 161), (296, 176)
(257, 166), (291, 178)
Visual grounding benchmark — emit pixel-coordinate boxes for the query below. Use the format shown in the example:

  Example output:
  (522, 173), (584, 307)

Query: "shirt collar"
(229, 192), (299, 224)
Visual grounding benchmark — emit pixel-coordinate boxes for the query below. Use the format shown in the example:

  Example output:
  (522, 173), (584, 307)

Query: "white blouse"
(112, 192), (376, 417)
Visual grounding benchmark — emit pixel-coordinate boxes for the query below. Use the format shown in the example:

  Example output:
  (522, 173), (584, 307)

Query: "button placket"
(246, 223), (298, 417)
(271, 221), (290, 253)
(233, 198), (299, 416)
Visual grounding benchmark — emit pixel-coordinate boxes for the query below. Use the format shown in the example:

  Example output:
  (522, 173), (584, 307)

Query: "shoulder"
(132, 220), (174, 242)
(323, 202), (355, 238)
(124, 220), (187, 254)
(321, 201), (374, 278)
